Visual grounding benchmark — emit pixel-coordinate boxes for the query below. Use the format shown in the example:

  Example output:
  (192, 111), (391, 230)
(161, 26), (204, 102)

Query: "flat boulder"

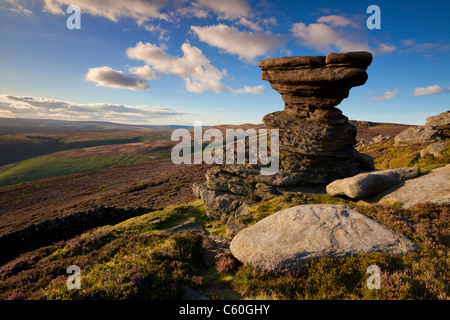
(230, 204), (417, 274)
(369, 164), (450, 208)
(326, 167), (420, 199)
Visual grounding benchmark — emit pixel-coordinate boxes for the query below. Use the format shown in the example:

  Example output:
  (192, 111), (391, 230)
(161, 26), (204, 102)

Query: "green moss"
(360, 140), (450, 172)
(238, 193), (353, 226)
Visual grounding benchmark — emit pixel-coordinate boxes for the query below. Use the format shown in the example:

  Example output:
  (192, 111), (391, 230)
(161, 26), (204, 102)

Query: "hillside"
(0, 119), (448, 301)
(0, 117), (193, 135)
(0, 121), (419, 235)
(0, 128), (174, 167)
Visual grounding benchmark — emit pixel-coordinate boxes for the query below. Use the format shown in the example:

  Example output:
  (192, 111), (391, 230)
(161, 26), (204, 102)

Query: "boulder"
(425, 111), (450, 138)
(326, 167), (420, 199)
(369, 164), (450, 208)
(230, 204), (418, 274)
(420, 140), (449, 158)
(394, 126), (439, 146)
(193, 183), (249, 218)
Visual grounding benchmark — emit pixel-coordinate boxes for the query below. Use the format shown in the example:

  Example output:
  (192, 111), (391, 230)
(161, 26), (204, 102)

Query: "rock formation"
(368, 164), (450, 208)
(194, 52), (375, 229)
(426, 110), (450, 139)
(394, 110), (449, 146)
(326, 167), (420, 200)
(230, 204), (418, 274)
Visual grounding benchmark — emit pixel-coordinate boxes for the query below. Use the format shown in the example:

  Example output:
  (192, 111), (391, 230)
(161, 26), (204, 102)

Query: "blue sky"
(0, 0), (449, 126)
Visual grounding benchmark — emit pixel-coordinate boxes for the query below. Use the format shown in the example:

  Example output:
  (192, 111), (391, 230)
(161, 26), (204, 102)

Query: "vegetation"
(360, 140), (450, 172)
(225, 197), (449, 300)
(0, 152), (171, 187)
(0, 125), (448, 300)
(1, 196), (448, 300)
(0, 201), (210, 300)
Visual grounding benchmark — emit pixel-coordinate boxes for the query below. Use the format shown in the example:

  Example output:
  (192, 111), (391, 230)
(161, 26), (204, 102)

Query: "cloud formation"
(367, 88), (398, 101)
(401, 39), (450, 54)
(0, 94), (187, 122)
(40, 0), (170, 23)
(126, 41), (265, 94)
(191, 24), (286, 62)
(190, 0), (250, 19)
(413, 85), (450, 96)
(85, 66), (150, 91)
(291, 15), (396, 55)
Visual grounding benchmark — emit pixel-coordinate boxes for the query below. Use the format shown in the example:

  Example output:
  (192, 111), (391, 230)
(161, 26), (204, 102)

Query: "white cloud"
(372, 43), (397, 55)
(316, 15), (358, 28)
(401, 39), (450, 53)
(128, 65), (157, 81)
(0, 0), (32, 14)
(413, 85), (450, 96)
(40, 0), (170, 23)
(191, 24), (286, 62)
(192, 0), (250, 19)
(367, 88), (398, 101)
(143, 24), (170, 41)
(291, 21), (369, 52)
(230, 85), (265, 95)
(126, 41), (264, 94)
(85, 66), (150, 91)
(0, 94), (187, 122)
(291, 15), (396, 55)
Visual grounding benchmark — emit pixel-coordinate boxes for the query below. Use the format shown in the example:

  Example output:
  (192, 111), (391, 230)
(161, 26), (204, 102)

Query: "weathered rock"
(263, 111), (357, 155)
(369, 164), (450, 208)
(193, 183), (248, 218)
(193, 182), (256, 232)
(420, 140), (449, 158)
(259, 52), (372, 109)
(326, 167), (420, 199)
(394, 126), (439, 145)
(221, 152), (362, 186)
(195, 52), (374, 218)
(325, 51), (373, 68)
(230, 204), (418, 274)
(425, 111), (450, 138)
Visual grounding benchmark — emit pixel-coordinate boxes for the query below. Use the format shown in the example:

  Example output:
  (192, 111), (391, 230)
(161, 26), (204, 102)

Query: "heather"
(226, 199), (449, 300)
(0, 202), (208, 300)
(1, 196), (448, 300)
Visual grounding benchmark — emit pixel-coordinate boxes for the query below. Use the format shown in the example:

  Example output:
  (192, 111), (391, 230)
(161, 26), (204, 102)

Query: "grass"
(0, 201), (210, 300)
(226, 199), (449, 300)
(360, 140), (450, 172)
(1, 135), (448, 300)
(238, 193), (353, 227)
(0, 152), (171, 187)
(1, 196), (448, 300)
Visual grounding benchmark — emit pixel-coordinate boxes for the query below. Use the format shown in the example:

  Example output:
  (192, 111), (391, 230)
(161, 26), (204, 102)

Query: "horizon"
(1, 0), (449, 126)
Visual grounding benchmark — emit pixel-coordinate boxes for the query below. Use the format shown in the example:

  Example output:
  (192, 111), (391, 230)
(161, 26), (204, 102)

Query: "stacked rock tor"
(194, 51), (375, 229)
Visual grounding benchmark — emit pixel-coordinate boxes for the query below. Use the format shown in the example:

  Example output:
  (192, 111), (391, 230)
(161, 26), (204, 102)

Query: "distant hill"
(0, 117), (193, 135)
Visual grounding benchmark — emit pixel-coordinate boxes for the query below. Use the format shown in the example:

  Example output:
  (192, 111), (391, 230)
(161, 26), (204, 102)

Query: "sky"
(0, 0), (449, 126)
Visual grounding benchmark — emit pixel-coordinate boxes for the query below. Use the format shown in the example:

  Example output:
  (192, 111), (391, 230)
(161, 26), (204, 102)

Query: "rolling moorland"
(0, 118), (449, 300)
